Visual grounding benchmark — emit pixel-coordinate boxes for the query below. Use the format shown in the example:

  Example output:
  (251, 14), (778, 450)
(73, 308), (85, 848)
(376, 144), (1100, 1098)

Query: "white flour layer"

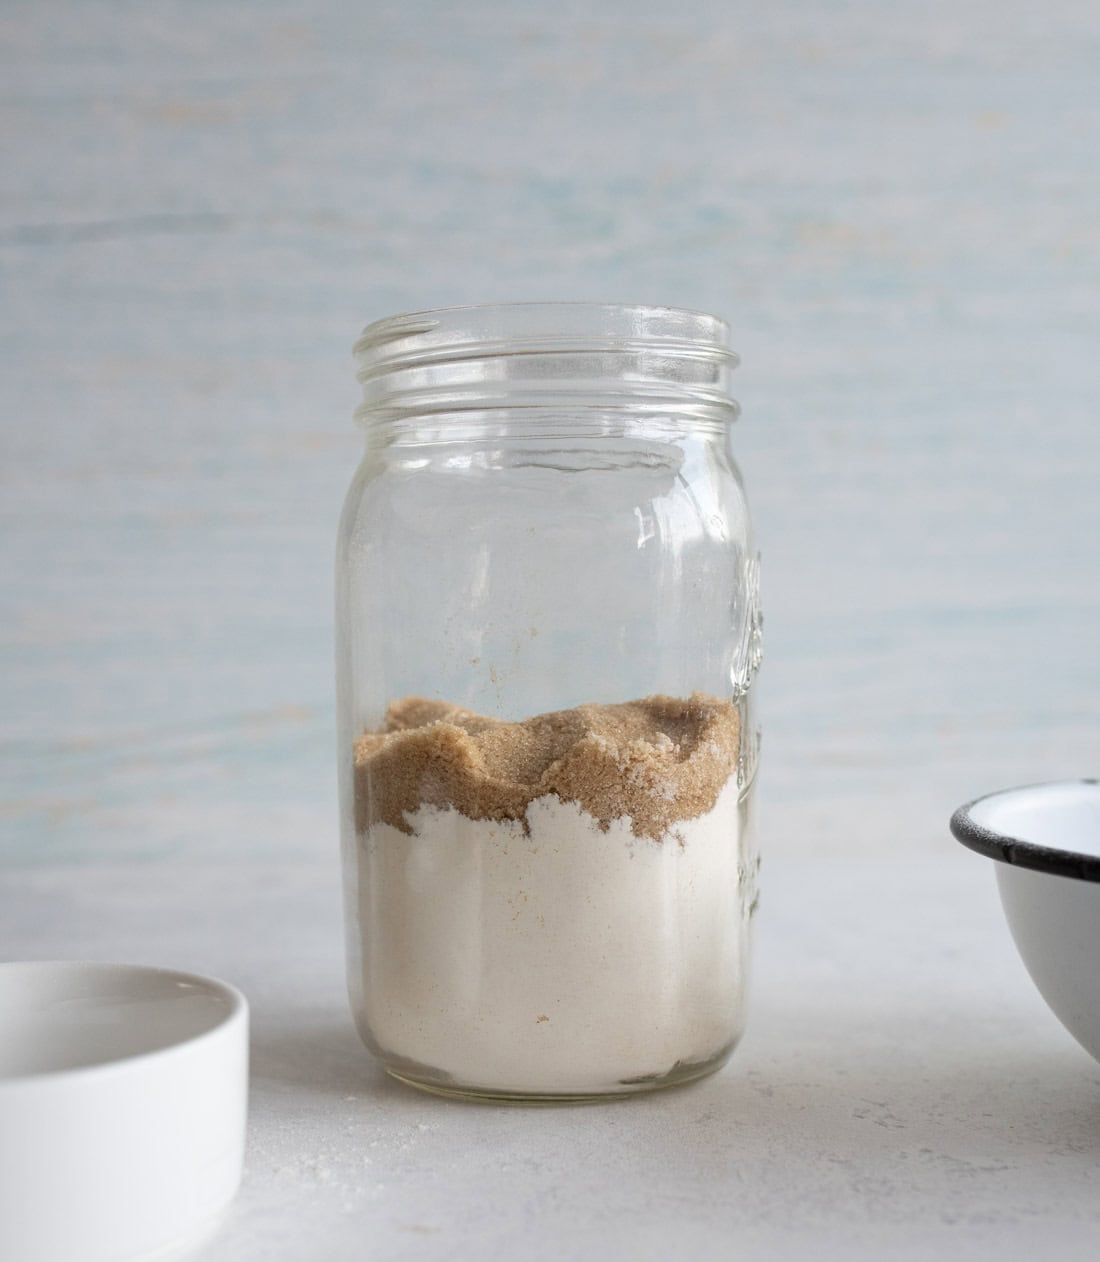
(350, 775), (750, 1094)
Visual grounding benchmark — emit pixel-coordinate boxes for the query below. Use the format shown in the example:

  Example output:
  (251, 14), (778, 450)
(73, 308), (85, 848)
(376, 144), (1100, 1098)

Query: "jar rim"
(354, 302), (736, 364)
(353, 303), (740, 427)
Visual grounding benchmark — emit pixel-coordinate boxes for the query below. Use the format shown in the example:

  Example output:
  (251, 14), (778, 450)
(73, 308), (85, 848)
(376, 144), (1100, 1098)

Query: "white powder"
(349, 775), (752, 1096)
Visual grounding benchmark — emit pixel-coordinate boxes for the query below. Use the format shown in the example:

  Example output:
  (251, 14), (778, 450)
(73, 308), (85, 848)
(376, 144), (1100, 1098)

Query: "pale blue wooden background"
(6, 0), (1095, 868)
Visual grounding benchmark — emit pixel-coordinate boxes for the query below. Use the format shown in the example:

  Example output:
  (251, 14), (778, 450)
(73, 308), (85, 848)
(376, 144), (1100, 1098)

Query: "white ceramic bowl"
(0, 962), (248, 1262)
(951, 779), (1100, 1063)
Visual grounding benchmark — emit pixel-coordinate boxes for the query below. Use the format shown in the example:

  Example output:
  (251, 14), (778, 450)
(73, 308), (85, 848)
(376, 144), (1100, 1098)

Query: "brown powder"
(353, 692), (740, 842)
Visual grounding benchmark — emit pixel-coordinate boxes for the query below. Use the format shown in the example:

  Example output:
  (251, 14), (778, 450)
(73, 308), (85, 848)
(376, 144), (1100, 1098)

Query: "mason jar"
(335, 303), (762, 1101)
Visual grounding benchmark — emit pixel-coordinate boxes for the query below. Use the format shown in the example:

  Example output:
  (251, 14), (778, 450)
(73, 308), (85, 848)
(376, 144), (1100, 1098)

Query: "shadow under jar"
(336, 303), (762, 1102)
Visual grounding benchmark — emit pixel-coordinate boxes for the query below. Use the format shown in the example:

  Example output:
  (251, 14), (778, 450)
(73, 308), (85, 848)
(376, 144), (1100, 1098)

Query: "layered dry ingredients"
(351, 692), (753, 1095)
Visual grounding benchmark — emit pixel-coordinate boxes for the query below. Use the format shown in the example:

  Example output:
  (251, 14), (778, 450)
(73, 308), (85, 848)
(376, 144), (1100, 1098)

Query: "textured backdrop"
(5, 0), (1100, 864)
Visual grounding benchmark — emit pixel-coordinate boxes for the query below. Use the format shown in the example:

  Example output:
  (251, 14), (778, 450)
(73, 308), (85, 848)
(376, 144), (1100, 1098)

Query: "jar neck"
(352, 303), (740, 436)
(360, 408), (737, 453)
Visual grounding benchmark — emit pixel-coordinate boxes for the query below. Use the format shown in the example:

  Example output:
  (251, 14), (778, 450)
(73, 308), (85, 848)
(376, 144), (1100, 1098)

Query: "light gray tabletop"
(3, 2), (1100, 1258)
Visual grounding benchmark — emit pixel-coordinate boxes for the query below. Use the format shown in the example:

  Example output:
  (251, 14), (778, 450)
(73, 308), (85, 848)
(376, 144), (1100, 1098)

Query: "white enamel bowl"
(0, 962), (248, 1262)
(951, 780), (1100, 1063)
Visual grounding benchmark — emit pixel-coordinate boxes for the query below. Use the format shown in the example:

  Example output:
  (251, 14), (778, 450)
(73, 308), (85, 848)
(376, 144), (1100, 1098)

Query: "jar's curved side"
(334, 456), (373, 1031)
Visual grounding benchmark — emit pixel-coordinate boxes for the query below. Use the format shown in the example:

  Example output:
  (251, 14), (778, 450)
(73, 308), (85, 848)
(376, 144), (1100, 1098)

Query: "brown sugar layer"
(353, 692), (740, 842)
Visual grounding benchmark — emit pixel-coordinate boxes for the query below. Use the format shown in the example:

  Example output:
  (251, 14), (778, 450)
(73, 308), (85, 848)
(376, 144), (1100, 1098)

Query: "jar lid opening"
(353, 303), (739, 426)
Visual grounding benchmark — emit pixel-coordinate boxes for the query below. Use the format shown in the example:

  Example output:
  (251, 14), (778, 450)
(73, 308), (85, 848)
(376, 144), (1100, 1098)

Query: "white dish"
(951, 780), (1100, 1063)
(0, 961), (248, 1262)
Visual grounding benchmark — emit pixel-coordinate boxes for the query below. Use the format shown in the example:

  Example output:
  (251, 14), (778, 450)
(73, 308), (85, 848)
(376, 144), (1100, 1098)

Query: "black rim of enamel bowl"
(950, 779), (1100, 883)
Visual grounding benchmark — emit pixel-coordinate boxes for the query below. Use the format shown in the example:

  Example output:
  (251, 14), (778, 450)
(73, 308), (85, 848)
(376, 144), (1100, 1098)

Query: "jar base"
(381, 1043), (737, 1105)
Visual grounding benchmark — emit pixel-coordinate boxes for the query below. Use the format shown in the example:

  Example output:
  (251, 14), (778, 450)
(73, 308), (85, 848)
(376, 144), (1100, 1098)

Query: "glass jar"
(336, 303), (761, 1101)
